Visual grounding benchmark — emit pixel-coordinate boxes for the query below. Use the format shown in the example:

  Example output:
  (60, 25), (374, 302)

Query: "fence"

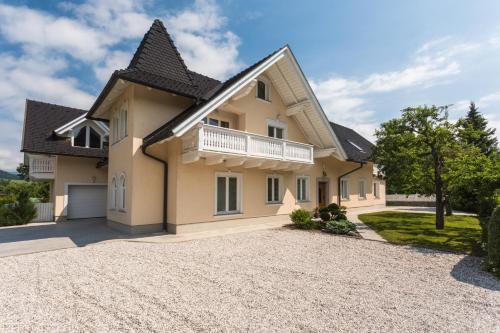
(386, 194), (435, 207)
(33, 202), (54, 222)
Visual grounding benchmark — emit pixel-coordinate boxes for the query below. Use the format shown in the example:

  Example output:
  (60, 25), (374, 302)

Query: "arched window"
(73, 125), (102, 148)
(111, 176), (117, 209)
(118, 174), (126, 210)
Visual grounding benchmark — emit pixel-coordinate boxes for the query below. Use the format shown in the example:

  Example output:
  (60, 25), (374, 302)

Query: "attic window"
(256, 80), (269, 101)
(73, 126), (102, 149)
(347, 140), (364, 153)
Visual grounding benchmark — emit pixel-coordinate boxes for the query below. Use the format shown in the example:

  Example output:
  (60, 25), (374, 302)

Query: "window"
(112, 102), (128, 143)
(111, 177), (117, 209)
(374, 182), (380, 198)
(257, 80), (269, 101)
(358, 179), (367, 199)
(204, 117), (230, 128)
(340, 178), (349, 200)
(216, 173), (241, 214)
(267, 119), (286, 139)
(296, 176), (310, 202)
(118, 174), (126, 210)
(73, 125), (102, 148)
(266, 175), (282, 203)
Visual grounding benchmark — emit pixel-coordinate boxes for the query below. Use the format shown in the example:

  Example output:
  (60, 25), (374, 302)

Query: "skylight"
(347, 140), (364, 152)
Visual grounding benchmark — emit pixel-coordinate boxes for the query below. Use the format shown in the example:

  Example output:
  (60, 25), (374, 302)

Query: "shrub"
(289, 209), (316, 229)
(485, 205), (500, 277)
(0, 206), (22, 226)
(320, 211), (331, 222)
(324, 219), (357, 235)
(322, 203), (348, 221)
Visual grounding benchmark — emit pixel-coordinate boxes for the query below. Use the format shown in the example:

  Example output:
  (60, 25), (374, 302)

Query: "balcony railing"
(183, 124), (314, 164)
(29, 157), (55, 179)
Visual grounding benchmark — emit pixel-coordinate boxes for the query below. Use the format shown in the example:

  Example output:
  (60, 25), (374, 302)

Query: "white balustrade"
(186, 124), (313, 164)
(30, 158), (54, 174)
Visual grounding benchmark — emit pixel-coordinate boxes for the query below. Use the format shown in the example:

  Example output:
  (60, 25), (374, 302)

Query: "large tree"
(457, 101), (498, 155)
(374, 106), (456, 229)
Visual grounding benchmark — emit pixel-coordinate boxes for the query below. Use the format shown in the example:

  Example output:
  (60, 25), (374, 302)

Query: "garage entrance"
(67, 185), (107, 219)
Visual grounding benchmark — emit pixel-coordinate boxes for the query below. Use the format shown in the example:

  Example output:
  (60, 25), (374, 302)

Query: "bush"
(323, 203), (347, 221)
(485, 205), (500, 278)
(289, 209), (316, 230)
(0, 189), (37, 227)
(324, 219), (357, 235)
(319, 211), (331, 222)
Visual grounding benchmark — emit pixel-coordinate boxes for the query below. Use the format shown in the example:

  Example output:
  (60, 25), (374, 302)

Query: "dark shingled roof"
(88, 20), (220, 118)
(22, 100), (107, 159)
(143, 46), (285, 147)
(329, 122), (374, 162)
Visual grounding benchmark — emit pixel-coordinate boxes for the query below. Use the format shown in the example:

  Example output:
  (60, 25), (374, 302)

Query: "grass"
(358, 211), (483, 255)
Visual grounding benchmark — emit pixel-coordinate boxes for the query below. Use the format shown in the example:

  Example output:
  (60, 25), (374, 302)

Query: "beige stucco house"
(21, 20), (385, 234)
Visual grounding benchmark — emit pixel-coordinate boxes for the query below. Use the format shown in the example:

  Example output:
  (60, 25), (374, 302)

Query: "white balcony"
(29, 156), (55, 180)
(182, 124), (314, 170)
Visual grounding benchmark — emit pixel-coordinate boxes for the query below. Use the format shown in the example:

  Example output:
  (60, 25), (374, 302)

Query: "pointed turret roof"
(128, 19), (193, 85)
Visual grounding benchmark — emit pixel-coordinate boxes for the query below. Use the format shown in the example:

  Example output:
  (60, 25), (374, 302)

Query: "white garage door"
(68, 185), (107, 219)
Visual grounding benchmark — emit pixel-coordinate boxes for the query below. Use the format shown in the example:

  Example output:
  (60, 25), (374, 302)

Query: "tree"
(374, 106), (456, 229)
(16, 163), (29, 181)
(457, 102), (498, 156)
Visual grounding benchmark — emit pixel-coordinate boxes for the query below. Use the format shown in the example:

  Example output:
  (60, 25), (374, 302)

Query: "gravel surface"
(0, 228), (498, 332)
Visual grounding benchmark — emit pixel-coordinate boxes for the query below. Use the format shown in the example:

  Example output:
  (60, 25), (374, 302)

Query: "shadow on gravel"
(450, 256), (500, 291)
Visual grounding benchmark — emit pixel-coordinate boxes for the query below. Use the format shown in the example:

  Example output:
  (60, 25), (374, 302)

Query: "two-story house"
(21, 19), (385, 234)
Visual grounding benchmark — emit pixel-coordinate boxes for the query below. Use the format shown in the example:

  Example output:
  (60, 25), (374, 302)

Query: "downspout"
(337, 161), (364, 206)
(141, 145), (168, 232)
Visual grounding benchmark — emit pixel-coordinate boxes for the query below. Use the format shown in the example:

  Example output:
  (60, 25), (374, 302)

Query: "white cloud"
(166, 0), (243, 79)
(311, 37), (481, 141)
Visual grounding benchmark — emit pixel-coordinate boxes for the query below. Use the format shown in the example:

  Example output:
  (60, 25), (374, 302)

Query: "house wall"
(53, 155), (107, 220)
(106, 84), (192, 231)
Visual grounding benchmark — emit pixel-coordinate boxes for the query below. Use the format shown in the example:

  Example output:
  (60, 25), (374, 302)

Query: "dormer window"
(73, 126), (102, 148)
(256, 79), (270, 101)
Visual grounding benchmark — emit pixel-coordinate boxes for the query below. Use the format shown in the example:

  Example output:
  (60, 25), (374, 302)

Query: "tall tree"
(457, 102), (498, 155)
(374, 106), (456, 229)
(16, 163), (29, 181)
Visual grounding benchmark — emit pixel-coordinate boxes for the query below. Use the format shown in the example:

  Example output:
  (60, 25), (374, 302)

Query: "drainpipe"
(337, 161), (364, 206)
(141, 145), (168, 232)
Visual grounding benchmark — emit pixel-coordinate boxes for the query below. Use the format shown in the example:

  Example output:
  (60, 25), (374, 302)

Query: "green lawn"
(358, 211), (483, 255)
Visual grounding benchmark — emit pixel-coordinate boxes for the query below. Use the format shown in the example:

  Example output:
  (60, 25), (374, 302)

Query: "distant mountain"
(0, 170), (19, 180)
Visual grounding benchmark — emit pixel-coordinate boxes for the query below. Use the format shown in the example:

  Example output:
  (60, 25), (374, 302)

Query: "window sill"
(256, 97), (271, 104)
(118, 209), (127, 213)
(341, 198), (350, 201)
(358, 197), (367, 200)
(296, 200), (311, 204)
(266, 201), (283, 205)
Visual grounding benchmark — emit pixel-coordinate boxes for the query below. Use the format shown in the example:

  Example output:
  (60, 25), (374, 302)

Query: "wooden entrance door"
(318, 181), (328, 208)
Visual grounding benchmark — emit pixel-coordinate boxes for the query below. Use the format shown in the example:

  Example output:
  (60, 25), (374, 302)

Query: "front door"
(317, 181), (328, 208)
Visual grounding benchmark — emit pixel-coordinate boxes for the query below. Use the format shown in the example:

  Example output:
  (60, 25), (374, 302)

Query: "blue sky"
(0, 0), (499, 170)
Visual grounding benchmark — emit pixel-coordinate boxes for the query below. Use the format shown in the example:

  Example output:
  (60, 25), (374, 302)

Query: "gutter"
(337, 161), (364, 206)
(141, 144), (168, 232)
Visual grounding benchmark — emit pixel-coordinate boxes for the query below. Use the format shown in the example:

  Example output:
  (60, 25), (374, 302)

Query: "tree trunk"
(444, 194), (453, 216)
(433, 148), (445, 229)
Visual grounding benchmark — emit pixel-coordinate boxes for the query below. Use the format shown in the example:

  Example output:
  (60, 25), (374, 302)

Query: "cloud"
(165, 0), (243, 79)
(311, 37), (480, 141)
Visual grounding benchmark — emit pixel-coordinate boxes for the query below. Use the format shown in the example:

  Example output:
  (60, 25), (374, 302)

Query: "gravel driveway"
(0, 228), (498, 332)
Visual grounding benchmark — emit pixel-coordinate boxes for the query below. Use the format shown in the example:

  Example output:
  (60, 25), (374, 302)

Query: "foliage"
(16, 163), (29, 181)
(0, 206), (22, 226)
(319, 203), (347, 221)
(324, 219), (357, 235)
(457, 102), (498, 156)
(374, 105), (456, 229)
(447, 147), (500, 217)
(11, 189), (38, 224)
(0, 180), (50, 202)
(319, 211), (331, 222)
(485, 206), (500, 277)
(289, 209), (316, 230)
(358, 211), (483, 255)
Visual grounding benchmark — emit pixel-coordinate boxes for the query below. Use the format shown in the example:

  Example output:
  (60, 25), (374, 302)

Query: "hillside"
(0, 170), (20, 180)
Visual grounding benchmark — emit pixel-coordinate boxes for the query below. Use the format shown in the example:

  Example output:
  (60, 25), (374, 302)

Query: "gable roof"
(21, 100), (107, 159)
(143, 46), (283, 146)
(329, 122), (374, 162)
(87, 20), (220, 119)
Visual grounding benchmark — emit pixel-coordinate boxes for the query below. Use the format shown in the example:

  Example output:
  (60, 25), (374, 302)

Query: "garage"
(67, 185), (107, 219)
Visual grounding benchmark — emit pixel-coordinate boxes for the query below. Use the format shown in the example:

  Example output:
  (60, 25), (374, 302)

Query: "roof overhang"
(54, 113), (109, 136)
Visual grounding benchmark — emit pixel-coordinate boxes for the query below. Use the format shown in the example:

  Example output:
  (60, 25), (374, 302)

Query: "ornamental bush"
(289, 209), (316, 230)
(485, 205), (500, 278)
(319, 211), (331, 222)
(324, 219), (357, 235)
